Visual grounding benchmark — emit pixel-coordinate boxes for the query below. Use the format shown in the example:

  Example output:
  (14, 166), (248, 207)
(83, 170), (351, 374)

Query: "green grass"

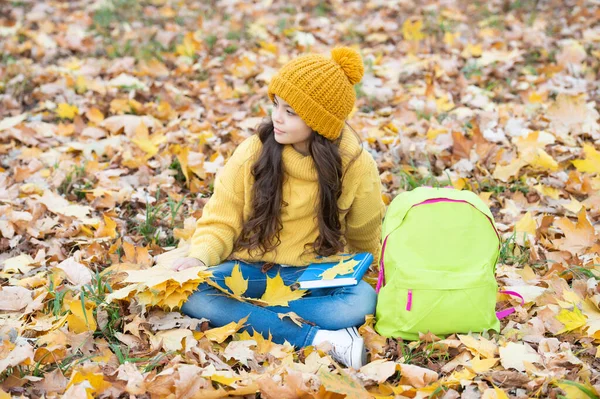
(135, 187), (187, 247)
(559, 264), (600, 281)
(205, 34), (217, 50)
(461, 61), (482, 79)
(314, 1), (332, 17)
(225, 30), (242, 41)
(136, 188), (166, 245)
(57, 163), (93, 201)
(83, 271), (123, 341)
(91, 0), (141, 34)
(392, 339), (451, 369)
(473, 178), (530, 195)
(498, 231), (530, 266)
(168, 158), (187, 184)
(224, 45), (238, 54)
(396, 162), (452, 191)
(47, 273), (70, 317)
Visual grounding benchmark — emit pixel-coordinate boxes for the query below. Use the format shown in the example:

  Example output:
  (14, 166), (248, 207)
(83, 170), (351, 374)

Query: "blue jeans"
(180, 260), (377, 348)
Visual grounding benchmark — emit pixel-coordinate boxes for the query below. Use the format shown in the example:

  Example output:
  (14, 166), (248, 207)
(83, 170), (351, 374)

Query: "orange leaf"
(553, 207), (597, 254)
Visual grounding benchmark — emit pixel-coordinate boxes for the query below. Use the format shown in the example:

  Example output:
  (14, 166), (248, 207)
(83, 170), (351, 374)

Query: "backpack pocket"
(376, 281), (500, 340)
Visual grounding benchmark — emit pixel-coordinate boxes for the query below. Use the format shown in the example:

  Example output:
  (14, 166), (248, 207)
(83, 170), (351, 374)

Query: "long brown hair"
(232, 117), (363, 259)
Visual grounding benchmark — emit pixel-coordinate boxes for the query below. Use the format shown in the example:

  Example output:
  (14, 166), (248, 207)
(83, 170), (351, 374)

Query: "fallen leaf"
(56, 257), (93, 287)
(572, 143), (600, 175)
(498, 342), (542, 372)
(555, 306), (587, 334)
(201, 315), (249, 344)
(0, 341), (35, 374)
(260, 272), (306, 307)
(318, 368), (371, 396)
(225, 263), (248, 297)
(357, 359), (397, 384)
(56, 103), (79, 120)
(0, 286), (32, 311)
(223, 340), (257, 366)
(320, 258), (359, 280)
(66, 298), (97, 334)
(553, 207), (597, 254)
(277, 311), (305, 327)
(399, 363), (439, 388)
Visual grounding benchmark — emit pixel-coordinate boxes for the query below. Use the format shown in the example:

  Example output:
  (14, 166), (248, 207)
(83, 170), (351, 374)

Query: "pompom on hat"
(268, 46), (365, 141)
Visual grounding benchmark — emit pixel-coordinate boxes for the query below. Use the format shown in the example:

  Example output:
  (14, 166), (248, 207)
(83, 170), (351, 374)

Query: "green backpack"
(374, 187), (520, 340)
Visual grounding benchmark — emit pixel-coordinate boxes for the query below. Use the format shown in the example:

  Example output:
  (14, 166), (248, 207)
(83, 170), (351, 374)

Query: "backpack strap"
(375, 234), (389, 294)
(496, 290), (525, 319)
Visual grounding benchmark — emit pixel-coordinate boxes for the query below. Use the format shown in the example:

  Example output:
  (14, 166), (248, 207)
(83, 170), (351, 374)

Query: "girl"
(171, 46), (386, 369)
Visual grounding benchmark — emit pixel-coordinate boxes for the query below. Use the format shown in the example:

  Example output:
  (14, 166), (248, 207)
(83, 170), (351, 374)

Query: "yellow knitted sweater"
(188, 128), (386, 268)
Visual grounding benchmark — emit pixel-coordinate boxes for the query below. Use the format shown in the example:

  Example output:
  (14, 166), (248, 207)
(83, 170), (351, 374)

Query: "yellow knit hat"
(267, 46), (364, 141)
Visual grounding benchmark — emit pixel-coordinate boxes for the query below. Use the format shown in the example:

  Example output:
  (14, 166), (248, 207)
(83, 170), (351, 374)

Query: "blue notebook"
(291, 252), (374, 289)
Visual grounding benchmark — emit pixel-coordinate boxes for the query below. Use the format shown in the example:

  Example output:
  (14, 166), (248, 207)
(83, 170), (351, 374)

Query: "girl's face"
(271, 95), (313, 156)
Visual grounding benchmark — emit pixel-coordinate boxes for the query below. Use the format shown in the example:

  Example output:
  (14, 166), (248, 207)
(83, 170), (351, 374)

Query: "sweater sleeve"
(345, 155), (386, 268)
(187, 137), (255, 266)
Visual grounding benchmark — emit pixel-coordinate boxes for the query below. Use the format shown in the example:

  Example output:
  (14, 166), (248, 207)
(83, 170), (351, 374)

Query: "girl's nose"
(272, 107), (283, 123)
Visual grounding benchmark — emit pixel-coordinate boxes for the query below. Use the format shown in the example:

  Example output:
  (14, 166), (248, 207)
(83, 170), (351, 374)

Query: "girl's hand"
(171, 257), (206, 271)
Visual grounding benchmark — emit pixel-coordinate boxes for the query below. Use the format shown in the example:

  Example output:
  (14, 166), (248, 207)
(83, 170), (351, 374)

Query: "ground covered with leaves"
(1, 0), (600, 397)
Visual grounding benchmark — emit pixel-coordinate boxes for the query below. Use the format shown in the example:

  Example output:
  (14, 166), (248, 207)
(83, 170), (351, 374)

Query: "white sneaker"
(313, 327), (367, 369)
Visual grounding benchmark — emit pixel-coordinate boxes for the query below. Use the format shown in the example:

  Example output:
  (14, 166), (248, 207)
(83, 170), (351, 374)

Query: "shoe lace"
(329, 341), (351, 364)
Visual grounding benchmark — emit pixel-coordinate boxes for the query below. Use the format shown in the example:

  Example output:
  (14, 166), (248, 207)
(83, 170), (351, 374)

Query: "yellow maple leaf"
(56, 103), (79, 120)
(159, 290), (190, 310)
(320, 258), (359, 280)
(470, 356), (499, 373)
(461, 43), (483, 58)
(526, 148), (559, 171)
(402, 17), (425, 41)
(443, 31), (460, 46)
(533, 184), (560, 200)
(131, 122), (159, 157)
(237, 329), (273, 354)
(95, 214), (118, 239)
(175, 32), (201, 57)
(514, 212), (537, 237)
(492, 158), (527, 183)
(225, 263), (248, 297)
(66, 368), (111, 398)
(66, 298), (97, 334)
(200, 315), (249, 343)
(259, 40), (278, 54)
(260, 272), (306, 307)
(572, 143), (600, 175)
(528, 91), (544, 103)
(124, 266), (210, 287)
(436, 95), (455, 113)
(116, 266), (211, 310)
(458, 334), (498, 358)
(556, 306), (587, 334)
